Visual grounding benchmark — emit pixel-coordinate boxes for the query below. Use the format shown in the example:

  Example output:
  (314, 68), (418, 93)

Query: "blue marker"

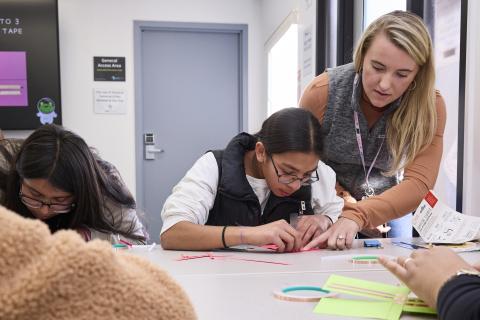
(364, 239), (382, 248)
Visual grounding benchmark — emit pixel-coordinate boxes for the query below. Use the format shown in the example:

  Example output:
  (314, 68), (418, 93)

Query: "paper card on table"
(395, 240), (480, 253)
(322, 275), (410, 301)
(431, 241), (480, 253)
(413, 191), (480, 243)
(314, 299), (402, 320)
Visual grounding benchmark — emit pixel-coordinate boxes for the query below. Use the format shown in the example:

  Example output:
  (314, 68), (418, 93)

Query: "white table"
(128, 238), (480, 320)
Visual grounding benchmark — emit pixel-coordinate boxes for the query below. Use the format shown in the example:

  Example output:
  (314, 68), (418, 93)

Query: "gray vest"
(322, 63), (401, 200)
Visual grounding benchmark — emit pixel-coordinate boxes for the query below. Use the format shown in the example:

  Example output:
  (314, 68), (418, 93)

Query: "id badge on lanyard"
(353, 111), (385, 200)
(289, 201), (306, 229)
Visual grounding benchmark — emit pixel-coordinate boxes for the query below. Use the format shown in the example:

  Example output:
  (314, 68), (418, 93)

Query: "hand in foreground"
(245, 220), (301, 252)
(302, 217), (359, 250)
(379, 247), (473, 308)
(473, 261), (480, 271)
(296, 215), (332, 247)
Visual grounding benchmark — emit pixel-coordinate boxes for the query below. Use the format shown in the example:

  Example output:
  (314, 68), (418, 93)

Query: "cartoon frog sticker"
(36, 98), (57, 124)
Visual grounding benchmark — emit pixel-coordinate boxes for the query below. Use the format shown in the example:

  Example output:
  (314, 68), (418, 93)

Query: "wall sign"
(93, 56), (125, 81)
(0, 0), (62, 129)
(93, 88), (127, 114)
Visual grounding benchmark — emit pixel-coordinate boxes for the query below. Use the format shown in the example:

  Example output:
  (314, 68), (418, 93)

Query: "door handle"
(147, 145), (164, 153)
(145, 145), (164, 160)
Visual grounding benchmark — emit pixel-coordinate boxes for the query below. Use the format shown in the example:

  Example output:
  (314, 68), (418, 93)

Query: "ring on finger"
(337, 235), (345, 240)
(403, 257), (413, 267)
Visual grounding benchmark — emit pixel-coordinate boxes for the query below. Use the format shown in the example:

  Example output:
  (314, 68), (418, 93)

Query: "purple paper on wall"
(0, 51), (28, 107)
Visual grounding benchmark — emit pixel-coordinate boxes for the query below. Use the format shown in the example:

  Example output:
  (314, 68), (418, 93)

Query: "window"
(267, 12), (299, 116)
(423, 0), (463, 210)
(363, 0), (465, 211)
(363, 0), (406, 28)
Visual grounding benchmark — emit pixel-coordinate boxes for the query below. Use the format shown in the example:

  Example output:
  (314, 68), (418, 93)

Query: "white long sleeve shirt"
(161, 152), (343, 234)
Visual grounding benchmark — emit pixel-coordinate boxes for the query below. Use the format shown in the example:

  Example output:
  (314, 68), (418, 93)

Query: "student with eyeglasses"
(160, 108), (343, 252)
(0, 124), (147, 244)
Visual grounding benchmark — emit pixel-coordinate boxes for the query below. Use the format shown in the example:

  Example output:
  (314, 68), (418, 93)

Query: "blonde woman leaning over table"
(302, 11), (446, 250)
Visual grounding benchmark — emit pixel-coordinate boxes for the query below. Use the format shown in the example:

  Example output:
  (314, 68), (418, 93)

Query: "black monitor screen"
(0, 0), (61, 129)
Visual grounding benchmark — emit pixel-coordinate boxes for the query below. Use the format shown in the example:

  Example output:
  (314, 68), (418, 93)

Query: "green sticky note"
(314, 298), (403, 320)
(313, 274), (410, 320)
(323, 274), (410, 301)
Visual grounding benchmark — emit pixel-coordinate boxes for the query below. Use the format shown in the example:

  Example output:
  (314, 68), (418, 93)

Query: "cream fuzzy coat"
(0, 206), (196, 320)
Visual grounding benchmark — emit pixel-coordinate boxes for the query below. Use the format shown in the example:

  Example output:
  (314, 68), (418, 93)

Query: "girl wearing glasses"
(0, 125), (147, 244)
(160, 108), (343, 252)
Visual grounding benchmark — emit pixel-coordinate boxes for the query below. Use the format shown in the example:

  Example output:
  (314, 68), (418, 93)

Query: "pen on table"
(392, 241), (424, 250)
(119, 239), (133, 247)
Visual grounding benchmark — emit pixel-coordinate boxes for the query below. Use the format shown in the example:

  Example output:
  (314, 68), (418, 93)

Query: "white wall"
(298, 0), (317, 91)
(57, 0), (263, 193)
(260, 0), (297, 43)
(462, 0), (480, 216)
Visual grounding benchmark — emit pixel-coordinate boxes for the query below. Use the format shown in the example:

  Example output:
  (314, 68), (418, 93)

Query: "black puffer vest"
(206, 132), (313, 227)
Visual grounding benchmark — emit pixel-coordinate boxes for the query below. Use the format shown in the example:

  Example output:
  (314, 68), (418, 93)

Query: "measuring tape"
(273, 286), (338, 302)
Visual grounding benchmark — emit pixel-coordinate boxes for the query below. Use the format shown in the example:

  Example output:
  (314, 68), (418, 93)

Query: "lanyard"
(353, 111), (385, 198)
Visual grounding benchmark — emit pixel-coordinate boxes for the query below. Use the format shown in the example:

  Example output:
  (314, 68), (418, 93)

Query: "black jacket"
(437, 274), (480, 320)
(206, 132), (313, 227)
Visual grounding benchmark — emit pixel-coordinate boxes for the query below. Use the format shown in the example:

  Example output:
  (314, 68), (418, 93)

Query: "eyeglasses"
(270, 156), (319, 186)
(19, 191), (75, 214)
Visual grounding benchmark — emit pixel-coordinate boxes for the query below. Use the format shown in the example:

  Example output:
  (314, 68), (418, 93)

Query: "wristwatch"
(456, 268), (480, 277)
(439, 268), (480, 295)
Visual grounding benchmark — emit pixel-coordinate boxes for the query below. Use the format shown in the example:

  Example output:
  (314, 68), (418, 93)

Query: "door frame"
(133, 21), (248, 207)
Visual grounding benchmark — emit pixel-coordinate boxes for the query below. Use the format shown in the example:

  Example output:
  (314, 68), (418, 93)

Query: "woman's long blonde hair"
(353, 11), (437, 175)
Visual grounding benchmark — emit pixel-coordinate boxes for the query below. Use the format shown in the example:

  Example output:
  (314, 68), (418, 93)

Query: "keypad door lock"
(144, 133), (164, 160)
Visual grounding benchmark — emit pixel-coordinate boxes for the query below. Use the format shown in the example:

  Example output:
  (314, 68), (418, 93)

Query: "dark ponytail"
(254, 108), (323, 157)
